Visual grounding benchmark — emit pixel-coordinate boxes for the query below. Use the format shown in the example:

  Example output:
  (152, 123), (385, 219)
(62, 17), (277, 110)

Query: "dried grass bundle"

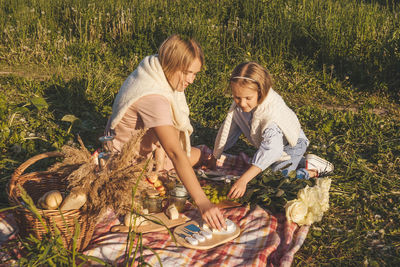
(49, 132), (155, 222)
(47, 136), (92, 178)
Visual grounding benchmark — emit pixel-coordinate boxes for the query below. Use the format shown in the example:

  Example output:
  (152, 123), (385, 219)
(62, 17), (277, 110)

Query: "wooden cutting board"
(173, 219), (240, 250)
(111, 212), (190, 234)
(110, 200), (241, 234)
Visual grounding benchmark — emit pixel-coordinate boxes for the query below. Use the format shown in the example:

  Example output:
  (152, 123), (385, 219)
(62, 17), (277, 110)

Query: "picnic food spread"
(133, 169), (243, 247)
(111, 179), (192, 233)
(8, 135), (243, 254)
(109, 170), (241, 244)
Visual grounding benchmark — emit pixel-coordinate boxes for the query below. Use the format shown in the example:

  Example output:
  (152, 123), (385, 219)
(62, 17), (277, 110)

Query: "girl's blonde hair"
(158, 34), (204, 82)
(229, 62), (273, 104)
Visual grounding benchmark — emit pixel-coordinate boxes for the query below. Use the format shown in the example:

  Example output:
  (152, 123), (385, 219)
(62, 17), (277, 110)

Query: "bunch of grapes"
(202, 183), (230, 204)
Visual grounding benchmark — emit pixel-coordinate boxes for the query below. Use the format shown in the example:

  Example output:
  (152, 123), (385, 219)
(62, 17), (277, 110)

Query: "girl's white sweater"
(213, 88), (301, 158)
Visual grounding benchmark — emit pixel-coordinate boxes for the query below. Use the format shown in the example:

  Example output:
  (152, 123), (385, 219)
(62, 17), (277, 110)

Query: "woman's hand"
(152, 125), (227, 230)
(197, 199), (226, 230)
(228, 178), (248, 199)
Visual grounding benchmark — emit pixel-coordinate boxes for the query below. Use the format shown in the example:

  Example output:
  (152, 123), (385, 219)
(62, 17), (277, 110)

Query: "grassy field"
(1, 0), (400, 265)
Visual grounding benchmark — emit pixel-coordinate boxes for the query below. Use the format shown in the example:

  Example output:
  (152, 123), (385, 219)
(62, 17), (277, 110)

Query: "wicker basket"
(8, 151), (95, 251)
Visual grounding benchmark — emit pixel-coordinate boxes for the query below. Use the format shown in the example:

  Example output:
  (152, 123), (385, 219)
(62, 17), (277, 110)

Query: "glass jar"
(169, 185), (189, 212)
(142, 189), (163, 214)
(164, 177), (176, 192)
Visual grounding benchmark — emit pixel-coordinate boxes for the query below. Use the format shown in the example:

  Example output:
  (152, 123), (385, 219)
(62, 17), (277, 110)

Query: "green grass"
(1, 0), (399, 265)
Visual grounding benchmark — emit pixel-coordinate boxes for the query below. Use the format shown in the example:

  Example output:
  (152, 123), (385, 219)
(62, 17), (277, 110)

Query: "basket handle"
(9, 151), (64, 195)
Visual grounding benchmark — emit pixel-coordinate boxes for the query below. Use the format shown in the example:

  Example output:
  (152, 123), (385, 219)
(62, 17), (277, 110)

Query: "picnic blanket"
(0, 145), (310, 266)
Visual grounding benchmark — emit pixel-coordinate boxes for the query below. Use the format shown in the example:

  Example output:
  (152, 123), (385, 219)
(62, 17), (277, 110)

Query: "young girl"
(212, 62), (334, 199)
(105, 35), (226, 230)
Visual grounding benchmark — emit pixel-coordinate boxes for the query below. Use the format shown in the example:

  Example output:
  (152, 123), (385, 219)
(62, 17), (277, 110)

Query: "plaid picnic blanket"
(0, 145), (310, 266)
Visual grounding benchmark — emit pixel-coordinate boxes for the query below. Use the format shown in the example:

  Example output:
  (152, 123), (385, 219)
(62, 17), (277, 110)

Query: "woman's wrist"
(192, 192), (210, 205)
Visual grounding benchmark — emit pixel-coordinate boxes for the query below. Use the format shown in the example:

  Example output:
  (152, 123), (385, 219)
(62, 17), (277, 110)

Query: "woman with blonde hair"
(106, 34), (226, 230)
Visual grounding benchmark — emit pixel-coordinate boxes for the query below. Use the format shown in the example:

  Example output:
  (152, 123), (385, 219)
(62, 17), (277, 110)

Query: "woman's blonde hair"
(158, 34), (204, 82)
(229, 62), (273, 104)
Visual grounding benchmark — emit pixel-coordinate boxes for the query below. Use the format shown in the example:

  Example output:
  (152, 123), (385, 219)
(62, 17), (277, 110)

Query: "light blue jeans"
(270, 138), (310, 179)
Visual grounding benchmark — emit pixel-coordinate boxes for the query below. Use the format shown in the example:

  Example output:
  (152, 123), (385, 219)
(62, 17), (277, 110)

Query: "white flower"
(298, 186), (318, 204)
(285, 178), (332, 225)
(317, 177), (331, 192)
(286, 200), (307, 223)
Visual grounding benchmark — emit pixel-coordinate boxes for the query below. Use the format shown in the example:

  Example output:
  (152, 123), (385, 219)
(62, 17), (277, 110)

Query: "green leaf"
(61, 114), (80, 123)
(275, 189), (285, 197)
(30, 97), (48, 110)
(14, 106), (30, 113)
(262, 196), (271, 205)
(61, 115), (81, 133)
(312, 230), (322, 237)
(334, 143), (340, 151)
(262, 174), (272, 183)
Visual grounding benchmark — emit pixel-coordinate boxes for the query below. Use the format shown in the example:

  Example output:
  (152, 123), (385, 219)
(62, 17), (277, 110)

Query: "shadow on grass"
(43, 77), (108, 148)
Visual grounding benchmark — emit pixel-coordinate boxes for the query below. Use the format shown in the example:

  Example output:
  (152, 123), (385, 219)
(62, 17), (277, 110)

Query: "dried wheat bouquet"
(49, 132), (154, 222)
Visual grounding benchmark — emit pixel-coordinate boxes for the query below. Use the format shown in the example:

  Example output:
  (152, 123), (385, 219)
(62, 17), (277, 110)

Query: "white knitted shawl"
(109, 55), (193, 156)
(213, 88), (301, 158)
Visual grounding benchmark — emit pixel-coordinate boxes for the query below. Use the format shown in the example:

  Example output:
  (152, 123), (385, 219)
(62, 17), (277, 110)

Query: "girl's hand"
(197, 199), (226, 231)
(228, 165), (261, 199)
(228, 178), (248, 199)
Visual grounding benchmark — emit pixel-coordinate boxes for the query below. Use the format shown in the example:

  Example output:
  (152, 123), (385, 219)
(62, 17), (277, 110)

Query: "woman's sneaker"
(305, 154), (334, 177)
